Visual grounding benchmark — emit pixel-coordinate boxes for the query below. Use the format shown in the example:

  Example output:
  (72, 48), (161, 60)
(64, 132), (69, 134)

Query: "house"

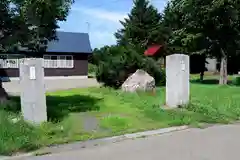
(0, 31), (92, 81)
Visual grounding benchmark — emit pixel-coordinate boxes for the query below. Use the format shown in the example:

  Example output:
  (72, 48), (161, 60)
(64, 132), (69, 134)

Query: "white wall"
(206, 58), (217, 72)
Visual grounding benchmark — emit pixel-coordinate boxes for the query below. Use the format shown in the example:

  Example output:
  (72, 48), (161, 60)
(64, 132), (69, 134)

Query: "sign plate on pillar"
(29, 66), (36, 80)
(20, 58), (47, 124)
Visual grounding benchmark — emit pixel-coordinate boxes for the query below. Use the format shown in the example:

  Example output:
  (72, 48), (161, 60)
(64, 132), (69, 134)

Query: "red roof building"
(144, 45), (163, 56)
(144, 44), (165, 68)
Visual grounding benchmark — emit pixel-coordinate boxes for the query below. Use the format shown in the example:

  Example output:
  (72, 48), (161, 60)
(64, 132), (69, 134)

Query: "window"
(43, 55), (74, 68)
(44, 55), (51, 68)
(51, 56), (58, 68)
(0, 54), (25, 68)
(7, 55), (19, 68)
(59, 56), (66, 68)
(66, 56), (73, 68)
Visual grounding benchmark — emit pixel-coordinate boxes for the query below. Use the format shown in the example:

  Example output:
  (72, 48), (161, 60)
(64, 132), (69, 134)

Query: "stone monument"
(166, 54), (189, 108)
(19, 58), (47, 124)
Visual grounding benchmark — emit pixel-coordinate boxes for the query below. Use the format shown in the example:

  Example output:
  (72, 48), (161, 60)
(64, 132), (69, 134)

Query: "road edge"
(2, 125), (189, 160)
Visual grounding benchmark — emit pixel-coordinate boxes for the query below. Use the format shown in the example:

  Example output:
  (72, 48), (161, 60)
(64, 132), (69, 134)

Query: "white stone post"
(166, 54), (190, 108)
(19, 58), (47, 124)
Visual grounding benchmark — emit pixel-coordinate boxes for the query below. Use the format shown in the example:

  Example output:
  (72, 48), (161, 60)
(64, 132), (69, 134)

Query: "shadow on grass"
(2, 95), (102, 122)
(191, 79), (232, 85)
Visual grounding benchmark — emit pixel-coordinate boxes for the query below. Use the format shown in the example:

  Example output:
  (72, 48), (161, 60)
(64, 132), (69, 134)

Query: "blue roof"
(46, 31), (92, 54)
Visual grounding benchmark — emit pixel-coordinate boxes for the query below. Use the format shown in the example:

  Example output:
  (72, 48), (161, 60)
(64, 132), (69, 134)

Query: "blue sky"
(58, 0), (168, 49)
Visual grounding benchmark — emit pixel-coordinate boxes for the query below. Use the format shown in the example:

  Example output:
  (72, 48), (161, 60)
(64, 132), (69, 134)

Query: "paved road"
(19, 124), (240, 160)
(3, 78), (99, 95)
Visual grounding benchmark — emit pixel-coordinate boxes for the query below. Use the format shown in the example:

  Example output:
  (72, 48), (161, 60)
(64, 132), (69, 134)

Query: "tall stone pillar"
(19, 58), (47, 124)
(166, 54), (190, 108)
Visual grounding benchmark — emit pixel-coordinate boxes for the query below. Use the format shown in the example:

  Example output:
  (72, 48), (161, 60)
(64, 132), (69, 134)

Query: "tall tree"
(0, 0), (73, 102)
(1, 0), (73, 52)
(163, 0), (240, 84)
(115, 0), (167, 49)
(14, 0), (73, 52)
(162, 0), (208, 81)
(0, 0), (22, 51)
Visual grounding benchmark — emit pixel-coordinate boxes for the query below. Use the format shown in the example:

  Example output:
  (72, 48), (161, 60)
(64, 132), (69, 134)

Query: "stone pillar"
(19, 58), (47, 124)
(166, 54), (190, 108)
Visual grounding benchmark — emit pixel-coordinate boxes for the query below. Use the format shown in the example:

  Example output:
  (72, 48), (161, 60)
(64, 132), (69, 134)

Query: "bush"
(88, 63), (97, 74)
(90, 45), (117, 65)
(141, 57), (166, 86)
(232, 76), (240, 86)
(95, 45), (166, 88)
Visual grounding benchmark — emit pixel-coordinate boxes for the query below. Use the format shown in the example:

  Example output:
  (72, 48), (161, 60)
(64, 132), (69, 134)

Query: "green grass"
(1, 80), (240, 155)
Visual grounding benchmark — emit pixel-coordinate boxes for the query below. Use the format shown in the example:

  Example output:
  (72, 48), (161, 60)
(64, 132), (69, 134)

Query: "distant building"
(0, 31), (92, 81)
(206, 58), (217, 72)
(144, 45), (219, 73)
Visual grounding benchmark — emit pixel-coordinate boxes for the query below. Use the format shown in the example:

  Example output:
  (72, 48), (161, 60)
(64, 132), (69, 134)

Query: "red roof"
(144, 45), (163, 56)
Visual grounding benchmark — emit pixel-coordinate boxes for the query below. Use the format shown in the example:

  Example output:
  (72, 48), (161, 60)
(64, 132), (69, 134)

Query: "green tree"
(14, 0), (73, 52)
(0, 1), (12, 50)
(162, 0), (207, 81)
(0, 0), (73, 102)
(0, 0), (23, 51)
(0, 0), (73, 52)
(115, 0), (167, 50)
(163, 0), (240, 84)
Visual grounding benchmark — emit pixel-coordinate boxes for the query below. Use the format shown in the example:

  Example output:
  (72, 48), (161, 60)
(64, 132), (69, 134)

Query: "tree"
(12, 0), (73, 52)
(1, 0), (73, 52)
(90, 46), (115, 65)
(163, 0), (240, 84)
(115, 0), (167, 50)
(0, 0), (73, 102)
(0, 0), (22, 51)
(162, 0), (207, 81)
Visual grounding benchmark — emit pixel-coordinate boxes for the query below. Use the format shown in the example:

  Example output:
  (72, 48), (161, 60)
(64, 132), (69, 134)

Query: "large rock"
(121, 69), (155, 92)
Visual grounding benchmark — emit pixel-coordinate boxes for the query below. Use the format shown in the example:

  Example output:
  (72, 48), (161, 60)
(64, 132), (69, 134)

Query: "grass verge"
(1, 83), (240, 155)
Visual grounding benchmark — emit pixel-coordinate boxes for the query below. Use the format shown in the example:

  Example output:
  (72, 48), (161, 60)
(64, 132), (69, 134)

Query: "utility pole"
(86, 22), (90, 34)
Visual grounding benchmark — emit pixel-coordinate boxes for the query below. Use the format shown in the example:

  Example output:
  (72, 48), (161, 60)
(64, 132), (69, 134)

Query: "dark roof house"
(0, 31), (93, 80)
(47, 31), (92, 53)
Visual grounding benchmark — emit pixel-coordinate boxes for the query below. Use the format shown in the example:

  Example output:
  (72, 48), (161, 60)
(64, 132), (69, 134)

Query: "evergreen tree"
(115, 0), (167, 49)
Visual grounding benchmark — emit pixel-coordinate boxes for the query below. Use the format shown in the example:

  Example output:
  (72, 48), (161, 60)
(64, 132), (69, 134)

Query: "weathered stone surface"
(121, 69), (155, 92)
(166, 54), (190, 108)
(19, 58), (47, 124)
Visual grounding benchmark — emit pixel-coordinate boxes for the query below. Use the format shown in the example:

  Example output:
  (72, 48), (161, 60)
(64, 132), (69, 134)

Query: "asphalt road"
(19, 124), (240, 160)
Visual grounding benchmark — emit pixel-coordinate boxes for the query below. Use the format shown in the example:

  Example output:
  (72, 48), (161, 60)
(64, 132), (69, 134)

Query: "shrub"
(88, 63), (97, 75)
(90, 45), (118, 65)
(141, 57), (166, 86)
(232, 76), (240, 86)
(95, 45), (166, 88)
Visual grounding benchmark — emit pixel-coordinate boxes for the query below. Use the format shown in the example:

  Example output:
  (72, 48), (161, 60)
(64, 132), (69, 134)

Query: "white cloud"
(72, 6), (128, 23)
(89, 31), (116, 48)
(150, 0), (169, 12)
(60, 1), (169, 48)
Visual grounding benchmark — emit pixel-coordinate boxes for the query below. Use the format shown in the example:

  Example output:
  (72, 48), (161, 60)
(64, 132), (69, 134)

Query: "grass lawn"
(1, 78), (240, 155)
